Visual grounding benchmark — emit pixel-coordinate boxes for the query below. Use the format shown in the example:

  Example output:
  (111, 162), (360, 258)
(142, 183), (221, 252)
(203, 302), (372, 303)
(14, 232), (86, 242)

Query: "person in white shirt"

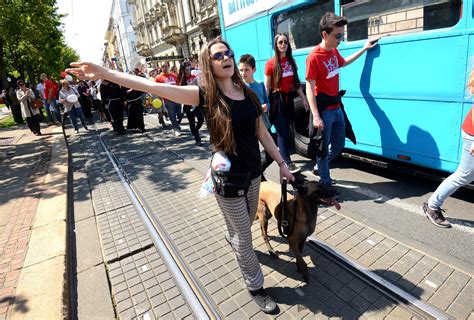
(59, 79), (88, 133)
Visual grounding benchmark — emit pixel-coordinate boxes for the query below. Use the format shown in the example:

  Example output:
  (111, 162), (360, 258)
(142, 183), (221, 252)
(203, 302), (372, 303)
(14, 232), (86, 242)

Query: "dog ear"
(290, 180), (308, 194)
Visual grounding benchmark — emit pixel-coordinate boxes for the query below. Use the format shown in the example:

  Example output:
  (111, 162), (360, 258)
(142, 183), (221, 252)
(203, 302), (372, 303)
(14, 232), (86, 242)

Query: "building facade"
(103, 0), (143, 71)
(127, 0), (220, 68)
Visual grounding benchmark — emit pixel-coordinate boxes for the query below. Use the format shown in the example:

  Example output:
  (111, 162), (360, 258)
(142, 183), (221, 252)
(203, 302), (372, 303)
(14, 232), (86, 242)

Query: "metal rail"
(308, 236), (450, 320)
(95, 131), (222, 320)
(92, 119), (453, 319)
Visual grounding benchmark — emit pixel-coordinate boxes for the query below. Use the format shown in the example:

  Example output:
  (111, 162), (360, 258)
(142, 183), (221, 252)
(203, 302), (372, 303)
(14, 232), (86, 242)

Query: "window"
(341, 0), (463, 42)
(273, 1), (334, 50)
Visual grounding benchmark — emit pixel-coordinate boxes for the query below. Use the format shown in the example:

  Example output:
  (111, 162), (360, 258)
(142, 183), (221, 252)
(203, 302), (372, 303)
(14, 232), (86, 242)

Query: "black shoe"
(249, 288), (278, 314)
(196, 141), (203, 147)
(311, 169), (319, 176)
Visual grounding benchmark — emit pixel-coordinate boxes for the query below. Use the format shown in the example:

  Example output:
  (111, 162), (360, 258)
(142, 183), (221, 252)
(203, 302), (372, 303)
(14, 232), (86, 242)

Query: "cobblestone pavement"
(0, 125), (55, 319)
(67, 114), (472, 319)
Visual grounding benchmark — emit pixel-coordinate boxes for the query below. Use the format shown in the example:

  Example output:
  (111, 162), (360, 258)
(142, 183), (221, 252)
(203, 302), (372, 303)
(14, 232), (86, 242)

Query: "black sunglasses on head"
(210, 50), (234, 61)
(18, 83), (25, 86)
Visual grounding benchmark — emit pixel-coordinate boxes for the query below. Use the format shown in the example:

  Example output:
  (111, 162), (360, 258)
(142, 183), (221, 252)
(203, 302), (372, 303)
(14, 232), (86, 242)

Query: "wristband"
(278, 160), (286, 167)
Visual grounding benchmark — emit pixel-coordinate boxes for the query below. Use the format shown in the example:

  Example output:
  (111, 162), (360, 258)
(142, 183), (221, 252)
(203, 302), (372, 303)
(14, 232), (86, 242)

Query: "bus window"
(341, 0), (463, 42)
(273, 1), (334, 50)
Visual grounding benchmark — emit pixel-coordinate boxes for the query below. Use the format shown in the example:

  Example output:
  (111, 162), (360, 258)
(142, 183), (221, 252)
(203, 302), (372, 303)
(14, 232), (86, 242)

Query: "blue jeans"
(165, 100), (182, 132)
(273, 112), (292, 164)
(428, 132), (474, 209)
(69, 107), (87, 130)
(315, 107), (346, 186)
(45, 99), (61, 123)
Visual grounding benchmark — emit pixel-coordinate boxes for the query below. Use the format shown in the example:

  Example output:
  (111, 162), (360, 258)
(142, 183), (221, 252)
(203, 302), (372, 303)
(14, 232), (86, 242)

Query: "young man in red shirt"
(306, 12), (377, 188)
(155, 61), (182, 136)
(40, 73), (61, 124)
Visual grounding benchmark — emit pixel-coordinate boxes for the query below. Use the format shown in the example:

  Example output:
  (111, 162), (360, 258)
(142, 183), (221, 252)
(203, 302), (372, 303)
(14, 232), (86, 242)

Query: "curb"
(11, 126), (69, 319)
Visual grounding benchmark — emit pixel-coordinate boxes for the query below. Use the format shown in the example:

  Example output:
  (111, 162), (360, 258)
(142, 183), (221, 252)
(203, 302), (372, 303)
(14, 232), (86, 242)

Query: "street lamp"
(111, 18), (129, 72)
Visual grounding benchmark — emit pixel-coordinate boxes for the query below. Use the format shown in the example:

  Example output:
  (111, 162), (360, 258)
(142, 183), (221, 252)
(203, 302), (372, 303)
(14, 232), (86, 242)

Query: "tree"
(0, 0), (79, 89)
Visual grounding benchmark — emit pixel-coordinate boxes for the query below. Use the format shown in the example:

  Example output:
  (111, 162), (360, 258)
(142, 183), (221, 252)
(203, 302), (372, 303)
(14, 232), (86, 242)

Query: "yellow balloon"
(152, 98), (162, 109)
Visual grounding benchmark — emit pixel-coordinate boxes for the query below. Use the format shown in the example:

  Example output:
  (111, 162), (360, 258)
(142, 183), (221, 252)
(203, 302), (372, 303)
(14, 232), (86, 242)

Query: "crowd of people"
(3, 10), (471, 315)
(1, 57), (206, 145)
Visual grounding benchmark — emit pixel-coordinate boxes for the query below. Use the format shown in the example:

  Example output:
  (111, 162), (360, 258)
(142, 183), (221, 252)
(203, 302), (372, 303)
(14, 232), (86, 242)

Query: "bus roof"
(219, 0), (299, 28)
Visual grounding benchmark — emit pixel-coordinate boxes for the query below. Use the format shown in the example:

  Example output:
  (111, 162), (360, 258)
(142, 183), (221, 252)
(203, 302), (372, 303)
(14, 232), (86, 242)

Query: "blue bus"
(217, 0), (473, 174)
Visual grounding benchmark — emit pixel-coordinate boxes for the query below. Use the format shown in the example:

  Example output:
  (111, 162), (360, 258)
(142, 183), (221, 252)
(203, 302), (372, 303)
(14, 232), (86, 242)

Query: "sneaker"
(174, 131), (181, 137)
(249, 288), (278, 314)
(287, 162), (300, 174)
(313, 169), (336, 185)
(422, 202), (451, 228)
(195, 141), (203, 147)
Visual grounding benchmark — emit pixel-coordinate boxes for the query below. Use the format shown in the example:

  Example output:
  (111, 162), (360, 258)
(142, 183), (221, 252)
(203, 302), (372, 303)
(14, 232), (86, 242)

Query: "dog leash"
(278, 178), (294, 238)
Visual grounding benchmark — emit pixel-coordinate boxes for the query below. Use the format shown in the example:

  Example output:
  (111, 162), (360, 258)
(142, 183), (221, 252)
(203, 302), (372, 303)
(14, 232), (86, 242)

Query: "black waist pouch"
(211, 169), (251, 198)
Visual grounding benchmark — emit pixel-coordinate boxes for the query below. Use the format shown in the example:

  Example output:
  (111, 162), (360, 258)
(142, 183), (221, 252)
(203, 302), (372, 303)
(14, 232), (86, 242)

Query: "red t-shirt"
(264, 56), (295, 93)
(462, 107), (473, 135)
(44, 79), (55, 99)
(155, 72), (177, 85)
(306, 45), (345, 109)
(52, 82), (59, 99)
(185, 74), (197, 85)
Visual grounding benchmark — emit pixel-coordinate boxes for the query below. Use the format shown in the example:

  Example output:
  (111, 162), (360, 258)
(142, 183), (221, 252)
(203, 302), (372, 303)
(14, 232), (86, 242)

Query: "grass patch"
(0, 115), (16, 128)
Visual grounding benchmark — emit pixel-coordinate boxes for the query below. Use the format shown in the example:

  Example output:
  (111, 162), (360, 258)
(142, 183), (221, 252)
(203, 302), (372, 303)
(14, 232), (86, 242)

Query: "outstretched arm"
(344, 40), (378, 67)
(66, 62), (200, 106)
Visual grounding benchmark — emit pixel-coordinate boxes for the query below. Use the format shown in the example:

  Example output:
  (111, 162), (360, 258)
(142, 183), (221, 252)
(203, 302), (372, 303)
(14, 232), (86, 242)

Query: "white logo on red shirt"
(281, 62), (293, 78)
(166, 76), (176, 85)
(323, 55), (340, 79)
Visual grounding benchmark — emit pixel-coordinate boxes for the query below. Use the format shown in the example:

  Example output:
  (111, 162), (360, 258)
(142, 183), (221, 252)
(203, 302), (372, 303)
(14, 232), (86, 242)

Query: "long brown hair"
(199, 37), (262, 155)
(177, 61), (191, 86)
(271, 33), (301, 91)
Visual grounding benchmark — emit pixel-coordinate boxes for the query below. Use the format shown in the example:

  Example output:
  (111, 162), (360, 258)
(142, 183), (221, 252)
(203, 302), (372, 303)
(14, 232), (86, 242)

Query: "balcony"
(196, 1), (217, 26)
(135, 41), (152, 57)
(161, 26), (185, 45)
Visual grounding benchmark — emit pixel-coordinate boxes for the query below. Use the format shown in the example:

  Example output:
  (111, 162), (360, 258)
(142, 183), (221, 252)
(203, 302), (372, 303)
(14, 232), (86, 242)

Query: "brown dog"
(255, 179), (340, 282)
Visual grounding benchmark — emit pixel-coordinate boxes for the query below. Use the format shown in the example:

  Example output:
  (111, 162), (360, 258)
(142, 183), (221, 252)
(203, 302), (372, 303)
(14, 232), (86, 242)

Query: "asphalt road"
(289, 153), (473, 271)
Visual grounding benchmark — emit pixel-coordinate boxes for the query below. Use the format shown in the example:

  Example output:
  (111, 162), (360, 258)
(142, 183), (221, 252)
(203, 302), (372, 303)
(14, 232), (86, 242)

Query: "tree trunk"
(0, 38), (9, 89)
(26, 64), (36, 90)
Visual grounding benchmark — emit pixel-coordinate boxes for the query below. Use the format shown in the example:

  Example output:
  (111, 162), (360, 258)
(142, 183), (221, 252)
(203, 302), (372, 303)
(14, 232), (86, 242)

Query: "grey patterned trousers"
(215, 177), (264, 291)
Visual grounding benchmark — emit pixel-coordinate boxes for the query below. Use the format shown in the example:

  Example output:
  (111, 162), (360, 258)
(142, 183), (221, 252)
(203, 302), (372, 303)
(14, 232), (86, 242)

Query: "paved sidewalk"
(66, 117), (468, 319)
(0, 123), (68, 319)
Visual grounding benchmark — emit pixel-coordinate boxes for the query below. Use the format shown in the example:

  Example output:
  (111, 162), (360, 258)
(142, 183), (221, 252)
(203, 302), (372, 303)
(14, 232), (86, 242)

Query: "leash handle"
(278, 178), (290, 238)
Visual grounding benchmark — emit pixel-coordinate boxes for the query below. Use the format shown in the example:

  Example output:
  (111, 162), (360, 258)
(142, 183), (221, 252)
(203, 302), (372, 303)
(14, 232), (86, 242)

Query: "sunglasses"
(333, 32), (345, 40)
(278, 40), (288, 45)
(18, 83), (25, 86)
(210, 50), (234, 61)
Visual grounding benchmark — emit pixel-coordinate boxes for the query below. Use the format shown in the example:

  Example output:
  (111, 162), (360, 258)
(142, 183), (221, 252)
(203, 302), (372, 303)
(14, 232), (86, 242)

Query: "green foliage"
(0, 115), (16, 128)
(0, 0), (79, 87)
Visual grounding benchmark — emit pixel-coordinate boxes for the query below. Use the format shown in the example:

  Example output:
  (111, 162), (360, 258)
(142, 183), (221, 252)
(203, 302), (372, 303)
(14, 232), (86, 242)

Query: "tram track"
(96, 130), (222, 319)
(88, 122), (453, 319)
